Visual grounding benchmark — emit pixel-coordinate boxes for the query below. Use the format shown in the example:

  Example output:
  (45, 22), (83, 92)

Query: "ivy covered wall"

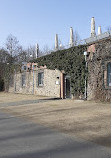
(33, 45), (87, 97)
(87, 37), (111, 102)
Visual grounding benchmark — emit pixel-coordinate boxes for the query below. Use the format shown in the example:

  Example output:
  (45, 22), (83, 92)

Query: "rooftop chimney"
(35, 43), (39, 58)
(69, 27), (74, 47)
(98, 26), (102, 35)
(91, 17), (96, 37)
(55, 34), (58, 50)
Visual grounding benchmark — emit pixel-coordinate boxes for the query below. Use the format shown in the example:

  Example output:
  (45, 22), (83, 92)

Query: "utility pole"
(84, 51), (88, 100)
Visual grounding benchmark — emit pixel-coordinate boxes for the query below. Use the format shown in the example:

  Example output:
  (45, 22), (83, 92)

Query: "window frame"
(107, 62), (111, 87)
(37, 72), (44, 87)
(103, 60), (111, 90)
(21, 73), (26, 87)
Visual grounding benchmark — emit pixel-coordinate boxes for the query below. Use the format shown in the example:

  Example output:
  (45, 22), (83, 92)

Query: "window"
(107, 62), (111, 86)
(21, 74), (26, 87)
(21, 65), (27, 71)
(38, 72), (44, 86)
(24, 66), (27, 71)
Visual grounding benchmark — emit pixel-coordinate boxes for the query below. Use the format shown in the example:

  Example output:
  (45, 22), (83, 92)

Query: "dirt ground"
(0, 92), (111, 148)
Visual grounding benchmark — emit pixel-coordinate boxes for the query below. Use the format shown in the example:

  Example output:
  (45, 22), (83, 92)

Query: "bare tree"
(6, 34), (23, 64)
(42, 45), (51, 55)
(25, 45), (36, 61)
(0, 49), (10, 63)
(107, 26), (111, 32)
(6, 34), (19, 56)
(14, 50), (27, 64)
(73, 31), (81, 46)
(6, 34), (22, 64)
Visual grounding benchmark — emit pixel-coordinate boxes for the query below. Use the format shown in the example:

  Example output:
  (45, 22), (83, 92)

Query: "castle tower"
(55, 34), (58, 50)
(69, 27), (74, 47)
(91, 17), (96, 37)
(98, 26), (102, 35)
(35, 43), (39, 58)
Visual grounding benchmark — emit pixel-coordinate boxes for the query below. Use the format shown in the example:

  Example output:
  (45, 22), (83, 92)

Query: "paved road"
(0, 112), (111, 158)
(0, 98), (59, 107)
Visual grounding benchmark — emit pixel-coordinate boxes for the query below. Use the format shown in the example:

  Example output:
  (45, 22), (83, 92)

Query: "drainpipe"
(14, 69), (16, 92)
(84, 52), (88, 100)
(65, 77), (66, 99)
(32, 65), (34, 94)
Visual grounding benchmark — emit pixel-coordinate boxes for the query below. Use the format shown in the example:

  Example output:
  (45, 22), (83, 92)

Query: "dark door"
(65, 76), (71, 98)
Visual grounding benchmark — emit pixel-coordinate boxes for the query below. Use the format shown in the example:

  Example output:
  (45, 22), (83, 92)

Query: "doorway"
(65, 76), (71, 98)
(0, 78), (4, 91)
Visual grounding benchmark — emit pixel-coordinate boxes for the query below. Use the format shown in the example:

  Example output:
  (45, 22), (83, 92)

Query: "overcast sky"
(0, 0), (111, 50)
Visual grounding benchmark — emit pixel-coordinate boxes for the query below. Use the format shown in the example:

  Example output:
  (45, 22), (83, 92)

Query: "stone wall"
(9, 71), (33, 94)
(9, 69), (61, 98)
(34, 69), (61, 97)
(87, 37), (111, 102)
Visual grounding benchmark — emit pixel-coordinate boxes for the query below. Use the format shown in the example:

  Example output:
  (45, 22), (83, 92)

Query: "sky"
(0, 0), (111, 51)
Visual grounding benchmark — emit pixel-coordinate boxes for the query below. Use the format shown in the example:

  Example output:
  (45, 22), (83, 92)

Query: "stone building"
(9, 17), (111, 101)
(9, 62), (71, 99)
(87, 36), (111, 101)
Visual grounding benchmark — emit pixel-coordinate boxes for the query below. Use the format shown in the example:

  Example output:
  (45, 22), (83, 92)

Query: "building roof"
(85, 31), (111, 44)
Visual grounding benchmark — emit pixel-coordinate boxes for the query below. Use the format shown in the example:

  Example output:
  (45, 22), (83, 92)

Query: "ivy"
(33, 45), (87, 97)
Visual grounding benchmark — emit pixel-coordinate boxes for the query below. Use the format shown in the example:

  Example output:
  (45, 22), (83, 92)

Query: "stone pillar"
(98, 26), (102, 35)
(35, 43), (39, 58)
(55, 34), (58, 50)
(69, 27), (74, 47)
(91, 17), (96, 37)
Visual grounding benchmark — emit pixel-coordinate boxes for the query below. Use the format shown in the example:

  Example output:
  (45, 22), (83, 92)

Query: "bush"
(0, 78), (4, 91)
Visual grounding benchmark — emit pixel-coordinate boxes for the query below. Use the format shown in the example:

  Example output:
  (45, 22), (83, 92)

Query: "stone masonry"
(9, 68), (62, 98)
(87, 37), (111, 101)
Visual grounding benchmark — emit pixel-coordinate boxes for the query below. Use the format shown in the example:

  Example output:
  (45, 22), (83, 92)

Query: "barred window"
(38, 72), (44, 86)
(107, 62), (111, 86)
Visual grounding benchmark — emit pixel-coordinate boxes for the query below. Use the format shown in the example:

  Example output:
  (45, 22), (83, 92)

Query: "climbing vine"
(33, 45), (87, 97)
